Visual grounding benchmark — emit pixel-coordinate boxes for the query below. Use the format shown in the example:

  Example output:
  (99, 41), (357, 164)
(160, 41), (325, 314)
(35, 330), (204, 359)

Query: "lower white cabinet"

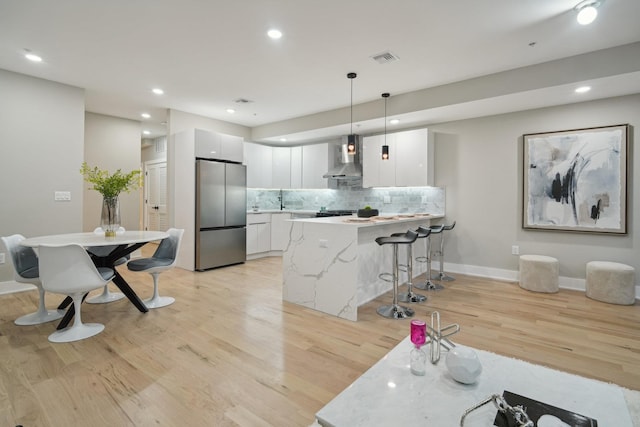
(270, 213), (292, 250)
(247, 213), (271, 255)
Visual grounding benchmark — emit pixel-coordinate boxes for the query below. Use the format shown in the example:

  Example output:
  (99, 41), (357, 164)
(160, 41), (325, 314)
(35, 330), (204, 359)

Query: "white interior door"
(144, 160), (168, 231)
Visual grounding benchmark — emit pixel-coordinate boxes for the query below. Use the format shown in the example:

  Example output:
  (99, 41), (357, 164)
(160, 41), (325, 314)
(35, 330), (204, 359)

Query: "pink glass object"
(410, 319), (427, 348)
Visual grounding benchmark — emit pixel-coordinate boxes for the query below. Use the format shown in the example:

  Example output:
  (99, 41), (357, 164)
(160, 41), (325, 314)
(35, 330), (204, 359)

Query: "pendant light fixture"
(347, 72), (357, 155)
(381, 93), (390, 160)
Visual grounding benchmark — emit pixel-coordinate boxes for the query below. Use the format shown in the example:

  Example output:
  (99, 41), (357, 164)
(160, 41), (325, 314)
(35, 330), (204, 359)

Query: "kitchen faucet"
(278, 189), (285, 210)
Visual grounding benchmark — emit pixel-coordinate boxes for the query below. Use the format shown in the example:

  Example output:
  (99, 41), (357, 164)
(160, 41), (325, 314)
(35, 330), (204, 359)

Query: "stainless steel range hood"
(322, 135), (362, 180)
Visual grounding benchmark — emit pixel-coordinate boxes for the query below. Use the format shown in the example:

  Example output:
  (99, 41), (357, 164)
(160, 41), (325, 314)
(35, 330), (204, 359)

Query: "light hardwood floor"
(1, 252), (639, 426)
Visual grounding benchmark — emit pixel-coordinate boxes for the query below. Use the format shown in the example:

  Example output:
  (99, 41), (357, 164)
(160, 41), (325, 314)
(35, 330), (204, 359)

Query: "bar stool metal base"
(415, 279), (445, 291)
(399, 291), (427, 303)
(377, 304), (415, 319)
(432, 271), (455, 282)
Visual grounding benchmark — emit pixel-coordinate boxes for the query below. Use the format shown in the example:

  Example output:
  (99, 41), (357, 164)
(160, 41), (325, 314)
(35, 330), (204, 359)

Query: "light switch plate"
(54, 191), (71, 201)
(0, 252), (5, 264)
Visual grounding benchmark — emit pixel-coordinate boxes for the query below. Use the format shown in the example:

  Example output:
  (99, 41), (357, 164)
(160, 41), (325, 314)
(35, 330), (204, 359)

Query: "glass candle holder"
(410, 319), (427, 376)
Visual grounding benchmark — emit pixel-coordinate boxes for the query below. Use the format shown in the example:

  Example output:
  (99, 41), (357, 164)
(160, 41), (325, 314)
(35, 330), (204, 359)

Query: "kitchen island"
(282, 214), (443, 321)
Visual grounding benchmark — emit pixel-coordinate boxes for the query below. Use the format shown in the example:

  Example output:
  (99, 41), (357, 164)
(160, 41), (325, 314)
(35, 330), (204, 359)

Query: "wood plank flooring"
(1, 252), (639, 426)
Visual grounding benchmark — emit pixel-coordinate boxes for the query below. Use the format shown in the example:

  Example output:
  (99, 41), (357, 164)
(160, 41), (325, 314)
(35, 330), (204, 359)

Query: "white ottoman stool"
(519, 255), (559, 293)
(586, 261), (636, 305)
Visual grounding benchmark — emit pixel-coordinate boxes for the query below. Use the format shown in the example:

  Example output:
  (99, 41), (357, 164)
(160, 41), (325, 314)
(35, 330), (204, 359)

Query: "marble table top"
(316, 336), (637, 426)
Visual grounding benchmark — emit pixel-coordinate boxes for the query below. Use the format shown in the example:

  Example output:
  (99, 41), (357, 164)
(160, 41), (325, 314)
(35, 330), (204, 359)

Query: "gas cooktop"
(315, 210), (356, 218)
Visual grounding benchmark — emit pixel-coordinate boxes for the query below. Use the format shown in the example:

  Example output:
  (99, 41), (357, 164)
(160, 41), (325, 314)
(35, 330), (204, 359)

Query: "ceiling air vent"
(371, 51), (399, 64)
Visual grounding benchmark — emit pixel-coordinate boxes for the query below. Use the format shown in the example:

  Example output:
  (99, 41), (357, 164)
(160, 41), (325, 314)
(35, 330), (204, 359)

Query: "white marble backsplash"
(248, 186), (445, 215)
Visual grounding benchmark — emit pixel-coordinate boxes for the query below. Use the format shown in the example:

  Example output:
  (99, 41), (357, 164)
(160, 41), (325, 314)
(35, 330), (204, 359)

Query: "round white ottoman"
(519, 255), (559, 293)
(586, 261), (636, 305)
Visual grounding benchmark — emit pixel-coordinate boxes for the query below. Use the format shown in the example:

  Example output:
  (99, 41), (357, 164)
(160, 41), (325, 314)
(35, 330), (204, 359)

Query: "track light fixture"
(381, 93), (390, 160)
(347, 72), (357, 155)
(575, 0), (602, 25)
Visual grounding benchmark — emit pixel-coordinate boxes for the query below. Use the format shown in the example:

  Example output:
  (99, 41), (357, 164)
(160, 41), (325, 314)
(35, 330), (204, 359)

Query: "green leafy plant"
(80, 162), (141, 198)
(364, 205), (372, 210)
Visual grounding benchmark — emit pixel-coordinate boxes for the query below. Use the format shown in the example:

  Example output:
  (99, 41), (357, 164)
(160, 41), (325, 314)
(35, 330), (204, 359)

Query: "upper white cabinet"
(362, 128), (433, 187)
(302, 143), (329, 189)
(244, 142), (329, 189)
(194, 128), (243, 162)
(290, 146), (303, 188)
(244, 142), (273, 188)
(272, 147), (292, 189)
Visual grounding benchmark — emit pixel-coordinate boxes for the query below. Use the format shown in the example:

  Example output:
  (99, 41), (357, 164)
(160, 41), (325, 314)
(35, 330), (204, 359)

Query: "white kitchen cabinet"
(302, 143), (329, 189)
(270, 212), (292, 250)
(247, 213), (271, 255)
(272, 147), (291, 189)
(244, 142), (273, 188)
(290, 147), (302, 188)
(193, 129), (244, 162)
(362, 128), (432, 187)
(395, 129), (433, 186)
(220, 133), (244, 162)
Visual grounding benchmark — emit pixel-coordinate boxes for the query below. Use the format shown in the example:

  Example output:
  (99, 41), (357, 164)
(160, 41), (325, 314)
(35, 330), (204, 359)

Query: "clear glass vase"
(410, 345), (427, 376)
(101, 196), (120, 237)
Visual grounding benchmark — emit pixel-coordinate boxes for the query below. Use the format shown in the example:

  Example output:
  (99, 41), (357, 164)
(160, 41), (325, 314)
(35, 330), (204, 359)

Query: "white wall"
(168, 109), (250, 139)
(84, 112), (142, 231)
(0, 69), (85, 280)
(431, 94), (639, 281)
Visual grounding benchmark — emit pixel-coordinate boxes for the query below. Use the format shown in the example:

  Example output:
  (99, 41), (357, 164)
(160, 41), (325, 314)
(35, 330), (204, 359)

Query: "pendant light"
(347, 72), (357, 155)
(381, 93), (390, 160)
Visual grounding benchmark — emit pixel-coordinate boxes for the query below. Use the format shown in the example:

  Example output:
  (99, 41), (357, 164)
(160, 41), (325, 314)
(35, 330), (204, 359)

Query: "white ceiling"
(1, 0), (639, 144)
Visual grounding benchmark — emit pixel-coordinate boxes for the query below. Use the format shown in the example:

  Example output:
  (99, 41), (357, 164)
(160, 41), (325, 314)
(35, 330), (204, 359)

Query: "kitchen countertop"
(246, 209), (317, 215)
(290, 213), (440, 227)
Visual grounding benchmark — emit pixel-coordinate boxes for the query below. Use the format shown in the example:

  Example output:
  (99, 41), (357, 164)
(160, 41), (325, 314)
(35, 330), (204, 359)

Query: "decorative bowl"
(357, 209), (379, 218)
(445, 347), (482, 384)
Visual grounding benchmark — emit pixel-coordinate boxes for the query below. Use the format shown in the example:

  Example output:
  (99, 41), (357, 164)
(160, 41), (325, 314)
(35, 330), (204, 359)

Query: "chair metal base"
(144, 295), (175, 309)
(399, 291), (427, 303)
(48, 322), (104, 343)
(86, 286), (126, 304)
(377, 304), (414, 319)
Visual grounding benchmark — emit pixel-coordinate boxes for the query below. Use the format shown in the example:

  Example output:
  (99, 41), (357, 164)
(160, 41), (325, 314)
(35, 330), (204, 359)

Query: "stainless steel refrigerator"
(195, 159), (247, 270)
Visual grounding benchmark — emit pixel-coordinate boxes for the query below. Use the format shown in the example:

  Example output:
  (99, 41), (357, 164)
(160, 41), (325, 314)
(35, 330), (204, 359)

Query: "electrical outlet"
(511, 245), (520, 255)
(421, 196), (428, 203)
(383, 195), (391, 204)
(0, 252), (4, 264)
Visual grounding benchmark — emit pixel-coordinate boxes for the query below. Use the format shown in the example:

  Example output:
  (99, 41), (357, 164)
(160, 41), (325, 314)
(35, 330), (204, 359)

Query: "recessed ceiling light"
(575, 0), (601, 25)
(25, 53), (42, 62)
(141, 113), (151, 119)
(575, 86), (591, 93)
(152, 88), (164, 95)
(143, 130), (151, 135)
(267, 29), (282, 39)
(226, 108), (236, 114)
(390, 119), (400, 125)
(280, 138), (287, 142)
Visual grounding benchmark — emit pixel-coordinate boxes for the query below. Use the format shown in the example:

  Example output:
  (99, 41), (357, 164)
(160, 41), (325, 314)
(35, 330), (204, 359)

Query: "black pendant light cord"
(348, 72), (357, 135)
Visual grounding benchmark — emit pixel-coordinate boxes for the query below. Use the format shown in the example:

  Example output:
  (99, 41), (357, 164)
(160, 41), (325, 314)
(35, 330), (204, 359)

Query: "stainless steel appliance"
(195, 159), (246, 270)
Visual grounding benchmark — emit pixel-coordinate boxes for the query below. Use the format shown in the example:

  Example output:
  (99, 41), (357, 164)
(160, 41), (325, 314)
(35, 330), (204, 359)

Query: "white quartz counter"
(282, 214), (443, 321)
(290, 213), (438, 227)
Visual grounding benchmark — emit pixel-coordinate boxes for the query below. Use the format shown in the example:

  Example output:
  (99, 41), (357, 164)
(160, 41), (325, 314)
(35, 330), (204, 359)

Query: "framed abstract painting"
(523, 124), (629, 234)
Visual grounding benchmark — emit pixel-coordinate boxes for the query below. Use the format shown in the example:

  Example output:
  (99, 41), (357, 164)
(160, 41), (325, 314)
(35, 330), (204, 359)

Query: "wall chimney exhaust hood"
(322, 135), (362, 179)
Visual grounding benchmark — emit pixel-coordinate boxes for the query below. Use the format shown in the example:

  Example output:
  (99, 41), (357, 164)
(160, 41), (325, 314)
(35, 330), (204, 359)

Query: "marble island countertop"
(290, 213), (442, 227)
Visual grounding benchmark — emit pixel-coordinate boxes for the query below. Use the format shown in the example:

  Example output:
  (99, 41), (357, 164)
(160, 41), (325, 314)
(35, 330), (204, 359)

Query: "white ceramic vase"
(445, 346), (482, 384)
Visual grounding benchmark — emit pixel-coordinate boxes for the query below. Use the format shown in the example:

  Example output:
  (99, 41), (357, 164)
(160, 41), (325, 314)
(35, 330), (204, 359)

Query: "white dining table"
(22, 230), (168, 329)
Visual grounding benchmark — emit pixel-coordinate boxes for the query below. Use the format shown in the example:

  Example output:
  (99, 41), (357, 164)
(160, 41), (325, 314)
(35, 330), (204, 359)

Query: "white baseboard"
(435, 261), (640, 300)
